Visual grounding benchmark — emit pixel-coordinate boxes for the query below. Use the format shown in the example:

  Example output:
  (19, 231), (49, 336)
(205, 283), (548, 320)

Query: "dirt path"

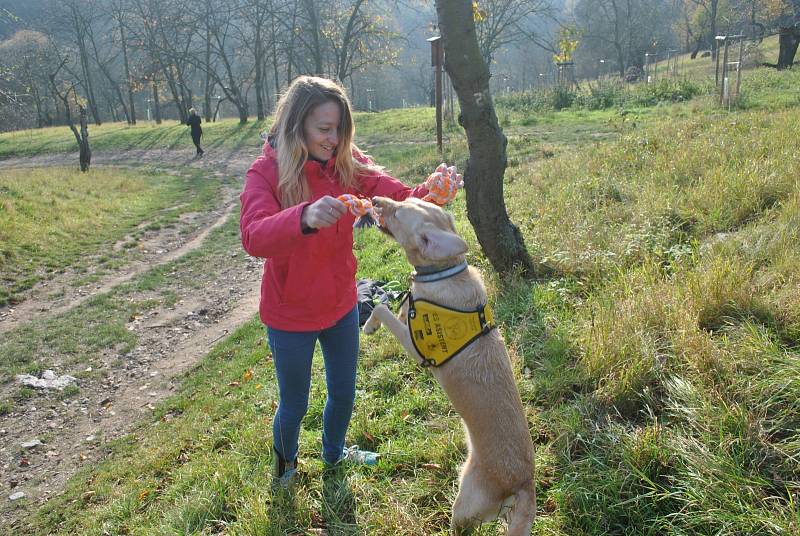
(0, 148), (267, 531)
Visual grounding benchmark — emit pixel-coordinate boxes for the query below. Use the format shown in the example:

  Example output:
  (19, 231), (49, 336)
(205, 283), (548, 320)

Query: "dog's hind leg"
(505, 480), (536, 536)
(451, 461), (503, 535)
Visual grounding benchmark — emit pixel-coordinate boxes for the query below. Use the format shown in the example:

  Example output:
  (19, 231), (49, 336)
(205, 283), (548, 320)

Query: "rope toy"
(423, 163), (463, 205)
(337, 194), (383, 228)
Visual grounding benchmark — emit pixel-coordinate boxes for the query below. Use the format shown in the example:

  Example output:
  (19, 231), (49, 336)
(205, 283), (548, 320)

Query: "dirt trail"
(0, 148), (267, 531)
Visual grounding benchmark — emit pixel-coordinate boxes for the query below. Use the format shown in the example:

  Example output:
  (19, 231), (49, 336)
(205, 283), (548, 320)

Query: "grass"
(3, 49), (800, 534)
(0, 207), (244, 383)
(0, 166), (227, 305)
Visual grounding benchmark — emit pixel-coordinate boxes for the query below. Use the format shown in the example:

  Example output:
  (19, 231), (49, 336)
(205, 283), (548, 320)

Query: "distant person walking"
(186, 108), (204, 157)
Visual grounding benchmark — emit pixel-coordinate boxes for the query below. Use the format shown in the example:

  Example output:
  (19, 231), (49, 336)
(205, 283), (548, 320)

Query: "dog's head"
(371, 197), (467, 267)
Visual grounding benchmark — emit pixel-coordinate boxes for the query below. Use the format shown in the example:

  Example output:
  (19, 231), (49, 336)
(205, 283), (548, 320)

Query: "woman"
(239, 76), (434, 486)
(186, 107), (204, 157)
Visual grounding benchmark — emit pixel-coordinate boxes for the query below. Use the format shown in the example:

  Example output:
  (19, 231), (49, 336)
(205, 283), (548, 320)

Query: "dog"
(363, 196), (536, 535)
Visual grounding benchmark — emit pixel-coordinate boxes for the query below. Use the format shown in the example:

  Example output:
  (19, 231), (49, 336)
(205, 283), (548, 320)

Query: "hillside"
(1, 53), (799, 535)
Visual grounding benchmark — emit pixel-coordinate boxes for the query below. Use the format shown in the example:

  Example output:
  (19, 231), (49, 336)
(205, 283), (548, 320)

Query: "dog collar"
(406, 295), (495, 367)
(412, 261), (468, 283)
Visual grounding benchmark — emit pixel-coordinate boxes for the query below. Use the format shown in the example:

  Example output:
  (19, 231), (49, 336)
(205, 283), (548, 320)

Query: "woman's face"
(303, 101), (341, 161)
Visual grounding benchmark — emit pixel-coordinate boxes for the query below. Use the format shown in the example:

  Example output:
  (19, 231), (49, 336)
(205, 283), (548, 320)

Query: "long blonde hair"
(269, 76), (380, 208)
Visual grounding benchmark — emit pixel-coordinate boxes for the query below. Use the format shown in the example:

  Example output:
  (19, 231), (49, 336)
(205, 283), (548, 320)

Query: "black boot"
(272, 446), (297, 489)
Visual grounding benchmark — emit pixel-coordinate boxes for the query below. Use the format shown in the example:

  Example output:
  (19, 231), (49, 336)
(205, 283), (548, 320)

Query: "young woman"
(239, 76), (433, 486)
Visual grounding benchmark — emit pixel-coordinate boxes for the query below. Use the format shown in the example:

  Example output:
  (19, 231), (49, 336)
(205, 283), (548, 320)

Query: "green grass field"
(0, 166), (227, 306)
(1, 40), (799, 534)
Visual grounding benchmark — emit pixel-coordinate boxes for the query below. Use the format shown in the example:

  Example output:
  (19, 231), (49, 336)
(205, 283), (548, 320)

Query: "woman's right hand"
(301, 196), (347, 229)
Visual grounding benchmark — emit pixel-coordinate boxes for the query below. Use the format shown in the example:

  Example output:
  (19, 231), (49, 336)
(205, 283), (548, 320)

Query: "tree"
(435, 0), (535, 276)
(574, 0), (677, 76)
(49, 55), (91, 171)
(472, 0), (555, 65)
(108, 0), (138, 124)
(0, 30), (58, 128)
(324, 0), (398, 83)
(54, 0), (103, 125)
(240, 0), (275, 119)
(772, 0), (800, 68)
(189, 0), (251, 123)
(130, 0), (196, 123)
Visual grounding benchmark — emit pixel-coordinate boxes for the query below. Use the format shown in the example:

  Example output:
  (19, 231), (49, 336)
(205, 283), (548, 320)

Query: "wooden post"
(428, 36), (444, 153)
(653, 52), (658, 82)
(714, 36), (724, 87)
(720, 37), (730, 106)
(735, 38), (744, 102)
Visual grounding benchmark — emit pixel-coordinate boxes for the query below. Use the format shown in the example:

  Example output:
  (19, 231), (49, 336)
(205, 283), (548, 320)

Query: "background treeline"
(0, 0), (797, 132)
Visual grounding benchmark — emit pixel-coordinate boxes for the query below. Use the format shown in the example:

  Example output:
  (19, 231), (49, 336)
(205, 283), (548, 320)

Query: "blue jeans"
(267, 305), (359, 464)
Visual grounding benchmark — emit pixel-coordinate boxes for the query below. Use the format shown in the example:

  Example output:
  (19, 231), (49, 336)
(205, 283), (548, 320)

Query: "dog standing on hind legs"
(363, 196), (536, 535)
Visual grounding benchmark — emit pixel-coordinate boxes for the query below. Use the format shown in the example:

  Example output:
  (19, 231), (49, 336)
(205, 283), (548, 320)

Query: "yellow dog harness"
(407, 295), (495, 367)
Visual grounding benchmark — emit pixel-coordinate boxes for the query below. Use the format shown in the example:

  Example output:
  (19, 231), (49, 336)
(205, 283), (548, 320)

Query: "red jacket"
(240, 142), (428, 331)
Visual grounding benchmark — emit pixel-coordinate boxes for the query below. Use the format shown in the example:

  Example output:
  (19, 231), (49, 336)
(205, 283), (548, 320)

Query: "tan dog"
(364, 196), (536, 535)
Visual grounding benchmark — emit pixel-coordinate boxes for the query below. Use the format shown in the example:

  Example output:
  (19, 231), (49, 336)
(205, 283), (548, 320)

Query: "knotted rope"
(337, 194), (382, 228)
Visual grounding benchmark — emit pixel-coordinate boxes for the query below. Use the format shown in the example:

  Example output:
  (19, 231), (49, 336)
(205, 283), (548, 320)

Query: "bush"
(628, 78), (708, 107)
(574, 80), (627, 110)
(494, 89), (553, 113)
(551, 86), (577, 110)
(494, 77), (710, 117)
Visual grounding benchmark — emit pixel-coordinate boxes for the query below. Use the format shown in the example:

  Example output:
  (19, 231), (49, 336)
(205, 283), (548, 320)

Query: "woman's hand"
(301, 196), (347, 229)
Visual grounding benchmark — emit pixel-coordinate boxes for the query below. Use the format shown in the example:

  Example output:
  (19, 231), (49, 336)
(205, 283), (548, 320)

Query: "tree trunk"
(71, 7), (101, 126)
(152, 82), (162, 124)
(777, 26), (800, 70)
(709, 0), (719, 59)
(77, 106), (91, 172)
(254, 25), (266, 120)
(50, 68), (91, 172)
(119, 24), (136, 125)
(434, 0), (535, 277)
(302, 0), (324, 76)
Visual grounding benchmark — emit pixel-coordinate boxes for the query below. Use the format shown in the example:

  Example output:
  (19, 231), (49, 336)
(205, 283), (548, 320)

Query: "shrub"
(628, 78), (708, 107)
(551, 86), (577, 110)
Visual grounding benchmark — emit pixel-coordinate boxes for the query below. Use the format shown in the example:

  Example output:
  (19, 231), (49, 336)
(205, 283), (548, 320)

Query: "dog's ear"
(416, 227), (468, 260)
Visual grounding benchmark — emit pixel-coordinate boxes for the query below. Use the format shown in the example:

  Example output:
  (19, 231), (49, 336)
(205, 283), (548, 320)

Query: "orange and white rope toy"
(337, 194), (382, 227)
(336, 163), (462, 228)
(423, 163), (463, 205)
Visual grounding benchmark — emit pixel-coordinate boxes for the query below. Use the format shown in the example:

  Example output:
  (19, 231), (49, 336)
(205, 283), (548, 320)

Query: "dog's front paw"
(363, 313), (381, 335)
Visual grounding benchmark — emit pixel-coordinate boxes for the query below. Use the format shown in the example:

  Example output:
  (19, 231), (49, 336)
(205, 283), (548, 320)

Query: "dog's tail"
(506, 480), (536, 536)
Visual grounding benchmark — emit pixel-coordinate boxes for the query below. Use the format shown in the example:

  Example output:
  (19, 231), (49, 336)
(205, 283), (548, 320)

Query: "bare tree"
(129, 0), (195, 123)
(300, 0), (325, 75)
(435, 0), (535, 276)
(0, 30), (58, 128)
(53, 0), (102, 125)
(240, 0), (282, 119)
(49, 55), (91, 171)
(108, 0), (138, 124)
(188, 0), (251, 123)
(473, 0), (555, 65)
(325, 0), (399, 83)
